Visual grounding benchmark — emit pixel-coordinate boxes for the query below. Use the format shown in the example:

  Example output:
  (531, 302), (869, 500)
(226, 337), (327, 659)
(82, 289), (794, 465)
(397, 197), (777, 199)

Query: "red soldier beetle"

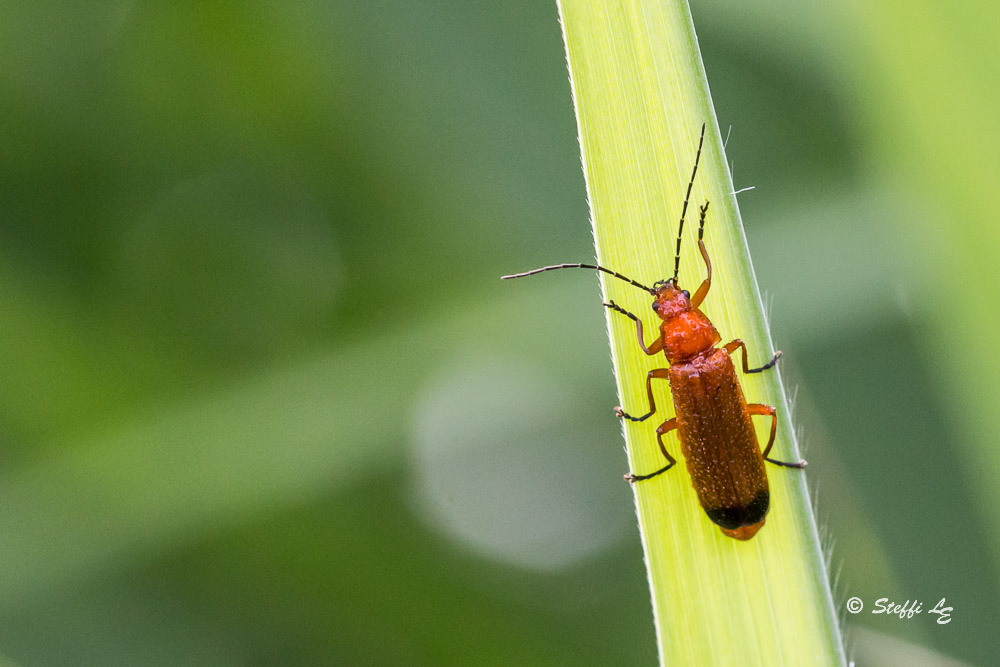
(502, 124), (805, 540)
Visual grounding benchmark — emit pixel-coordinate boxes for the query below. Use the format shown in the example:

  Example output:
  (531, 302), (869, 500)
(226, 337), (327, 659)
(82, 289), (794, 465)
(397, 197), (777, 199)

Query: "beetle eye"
(651, 301), (659, 312)
(682, 290), (690, 298)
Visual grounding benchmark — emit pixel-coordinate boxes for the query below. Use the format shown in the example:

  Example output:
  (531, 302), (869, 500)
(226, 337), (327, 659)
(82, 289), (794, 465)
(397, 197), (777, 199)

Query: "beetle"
(501, 124), (805, 540)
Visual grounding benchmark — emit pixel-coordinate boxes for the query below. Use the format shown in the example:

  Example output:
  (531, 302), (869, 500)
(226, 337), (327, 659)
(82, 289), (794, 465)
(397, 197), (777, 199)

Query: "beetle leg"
(625, 418), (678, 483)
(615, 368), (670, 422)
(748, 403), (807, 468)
(724, 339), (782, 374)
(689, 203), (713, 308)
(603, 301), (664, 356)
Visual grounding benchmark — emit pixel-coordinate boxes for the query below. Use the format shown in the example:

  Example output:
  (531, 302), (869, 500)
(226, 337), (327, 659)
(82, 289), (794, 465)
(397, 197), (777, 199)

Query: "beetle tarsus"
(615, 406), (651, 422)
(625, 412), (651, 422)
(625, 463), (674, 483)
(746, 349), (782, 373)
(766, 457), (807, 469)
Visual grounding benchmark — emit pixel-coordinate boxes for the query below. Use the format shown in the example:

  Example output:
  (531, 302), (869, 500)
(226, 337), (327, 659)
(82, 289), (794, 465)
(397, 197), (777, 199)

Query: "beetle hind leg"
(747, 403), (807, 468)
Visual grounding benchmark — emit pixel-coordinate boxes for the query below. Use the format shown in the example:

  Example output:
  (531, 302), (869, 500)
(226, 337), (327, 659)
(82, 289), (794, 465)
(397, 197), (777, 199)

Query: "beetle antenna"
(673, 123), (706, 283)
(502, 263), (655, 294)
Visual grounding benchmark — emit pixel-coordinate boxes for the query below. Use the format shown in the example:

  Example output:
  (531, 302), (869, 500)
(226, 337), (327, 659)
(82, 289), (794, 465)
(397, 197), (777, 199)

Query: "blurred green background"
(0, 1), (997, 665)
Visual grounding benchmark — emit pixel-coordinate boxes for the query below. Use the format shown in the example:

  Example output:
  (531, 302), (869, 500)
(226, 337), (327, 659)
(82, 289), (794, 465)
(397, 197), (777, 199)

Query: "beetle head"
(651, 279), (691, 320)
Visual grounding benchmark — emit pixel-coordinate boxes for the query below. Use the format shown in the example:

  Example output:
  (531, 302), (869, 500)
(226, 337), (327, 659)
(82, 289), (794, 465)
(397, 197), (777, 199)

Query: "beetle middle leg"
(724, 339), (782, 374)
(615, 368), (670, 422)
(625, 417), (678, 483)
(748, 403), (807, 468)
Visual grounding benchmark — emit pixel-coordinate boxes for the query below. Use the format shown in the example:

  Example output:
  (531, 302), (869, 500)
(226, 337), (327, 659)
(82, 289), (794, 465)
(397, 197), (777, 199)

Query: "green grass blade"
(556, 0), (846, 663)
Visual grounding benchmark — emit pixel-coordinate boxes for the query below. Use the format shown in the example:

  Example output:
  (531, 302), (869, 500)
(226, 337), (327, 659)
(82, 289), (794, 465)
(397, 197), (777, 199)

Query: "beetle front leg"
(724, 339), (782, 374)
(615, 368), (670, 422)
(625, 418), (678, 483)
(603, 300), (664, 356)
(747, 403), (807, 468)
(689, 202), (713, 308)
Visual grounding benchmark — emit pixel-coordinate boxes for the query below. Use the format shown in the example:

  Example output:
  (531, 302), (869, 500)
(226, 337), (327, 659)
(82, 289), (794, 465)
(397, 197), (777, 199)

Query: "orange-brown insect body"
(655, 283), (769, 540)
(501, 125), (804, 540)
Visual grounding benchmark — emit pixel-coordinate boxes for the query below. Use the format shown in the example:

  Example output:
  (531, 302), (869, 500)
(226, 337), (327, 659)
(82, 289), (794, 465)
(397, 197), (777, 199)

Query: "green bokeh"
(0, 1), (995, 665)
